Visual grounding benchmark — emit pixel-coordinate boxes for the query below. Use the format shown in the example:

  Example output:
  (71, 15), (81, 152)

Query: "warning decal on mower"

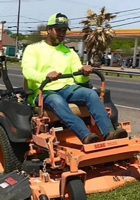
(5, 177), (17, 185)
(0, 182), (9, 188)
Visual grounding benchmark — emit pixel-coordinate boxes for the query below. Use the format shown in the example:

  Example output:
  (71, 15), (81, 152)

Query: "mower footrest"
(119, 121), (131, 133)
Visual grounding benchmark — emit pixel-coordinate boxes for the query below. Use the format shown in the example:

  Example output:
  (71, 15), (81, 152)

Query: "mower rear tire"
(67, 178), (86, 200)
(0, 126), (22, 173)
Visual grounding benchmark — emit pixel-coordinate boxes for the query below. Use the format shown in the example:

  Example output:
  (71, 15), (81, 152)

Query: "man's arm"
(21, 45), (46, 84)
(70, 50), (90, 83)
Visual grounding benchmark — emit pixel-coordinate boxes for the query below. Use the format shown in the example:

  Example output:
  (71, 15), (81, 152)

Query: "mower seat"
(23, 79), (90, 122)
(34, 104), (90, 122)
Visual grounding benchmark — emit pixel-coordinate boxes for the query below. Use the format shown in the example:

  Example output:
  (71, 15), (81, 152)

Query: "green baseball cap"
(47, 13), (71, 30)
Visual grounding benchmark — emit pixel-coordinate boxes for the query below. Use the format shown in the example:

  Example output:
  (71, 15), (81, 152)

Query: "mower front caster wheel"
(61, 177), (86, 200)
(39, 194), (49, 200)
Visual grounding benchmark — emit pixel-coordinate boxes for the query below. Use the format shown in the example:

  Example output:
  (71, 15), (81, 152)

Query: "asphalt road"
(0, 65), (140, 137)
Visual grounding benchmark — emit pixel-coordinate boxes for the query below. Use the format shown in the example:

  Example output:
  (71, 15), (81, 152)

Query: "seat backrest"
(23, 78), (28, 90)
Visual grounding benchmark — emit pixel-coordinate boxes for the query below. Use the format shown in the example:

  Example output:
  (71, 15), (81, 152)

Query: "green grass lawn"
(87, 181), (140, 200)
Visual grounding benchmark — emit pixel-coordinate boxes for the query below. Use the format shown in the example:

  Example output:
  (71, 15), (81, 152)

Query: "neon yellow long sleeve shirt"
(21, 40), (89, 104)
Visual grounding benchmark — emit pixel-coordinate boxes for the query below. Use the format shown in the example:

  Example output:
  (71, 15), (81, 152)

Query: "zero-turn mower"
(0, 55), (139, 200)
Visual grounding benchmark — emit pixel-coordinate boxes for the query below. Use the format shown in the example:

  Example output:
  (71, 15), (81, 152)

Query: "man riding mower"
(1, 53), (139, 200)
(0, 13), (140, 200)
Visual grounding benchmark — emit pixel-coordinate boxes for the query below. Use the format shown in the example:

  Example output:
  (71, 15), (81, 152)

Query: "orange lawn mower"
(0, 55), (140, 200)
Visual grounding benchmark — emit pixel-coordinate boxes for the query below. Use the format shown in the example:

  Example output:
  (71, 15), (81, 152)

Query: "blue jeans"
(35, 85), (114, 141)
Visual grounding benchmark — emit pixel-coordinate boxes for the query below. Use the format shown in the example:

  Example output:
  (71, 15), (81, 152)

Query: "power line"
(3, 21), (46, 24)
(116, 11), (140, 18)
(2, 6), (140, 33)
(20, 15), (45, 22)
(0, 14), (45, 22)
(5, 17), (140, 32)
(112, 19), (140, 28)
(70, 14), (140, 28)
(4, 13), (140, 29)
(0, 2), (15, 16)
(71, 18), (140, 30)
(2, 7), (140, 24)
(113, 7), (140, 14)
(70, 8), (140, 21)
(111, 15), (140, 24)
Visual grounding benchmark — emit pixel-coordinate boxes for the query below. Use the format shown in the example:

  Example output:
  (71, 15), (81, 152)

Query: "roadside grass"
(87, 180), (140, 200)
(101, 72), (140, 79)
(7, 61), (21, 66)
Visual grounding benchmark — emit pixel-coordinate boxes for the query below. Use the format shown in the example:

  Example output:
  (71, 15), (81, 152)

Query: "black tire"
(0, 126), (23, 173)
(38, 194), (49, 200)
(67, 178), (86, 200)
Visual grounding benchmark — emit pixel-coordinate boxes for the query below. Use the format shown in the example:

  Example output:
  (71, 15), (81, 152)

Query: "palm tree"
(81, 7), (116, 67)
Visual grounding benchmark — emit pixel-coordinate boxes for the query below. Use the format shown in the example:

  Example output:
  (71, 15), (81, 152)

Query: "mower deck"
(29, 133), (140, 199)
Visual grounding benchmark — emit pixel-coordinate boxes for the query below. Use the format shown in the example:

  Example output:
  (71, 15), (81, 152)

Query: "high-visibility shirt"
(21, 40), (89, 105)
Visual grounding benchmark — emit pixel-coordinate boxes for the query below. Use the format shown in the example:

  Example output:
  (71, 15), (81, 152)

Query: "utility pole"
(0, 21), (6, 56)
(15, 0), (21, 55)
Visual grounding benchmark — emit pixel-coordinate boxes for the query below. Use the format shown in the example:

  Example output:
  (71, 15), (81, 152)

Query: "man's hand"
(46, 71), (60, 81)
(80, 65), (92, 76)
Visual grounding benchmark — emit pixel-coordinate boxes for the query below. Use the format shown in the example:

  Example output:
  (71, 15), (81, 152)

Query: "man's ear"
(46, 26), (53, 34)
(46, 26), (50, 34)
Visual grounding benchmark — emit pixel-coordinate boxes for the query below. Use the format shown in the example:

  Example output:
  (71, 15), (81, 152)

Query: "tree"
(4, 29), (13, 36)
(4, 29), (26, 41)
(81, 7), (116, 66)
(11, 33), (26, 41)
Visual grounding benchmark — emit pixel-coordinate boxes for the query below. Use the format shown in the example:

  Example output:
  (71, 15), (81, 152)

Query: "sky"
(0, 0), (140, 34)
